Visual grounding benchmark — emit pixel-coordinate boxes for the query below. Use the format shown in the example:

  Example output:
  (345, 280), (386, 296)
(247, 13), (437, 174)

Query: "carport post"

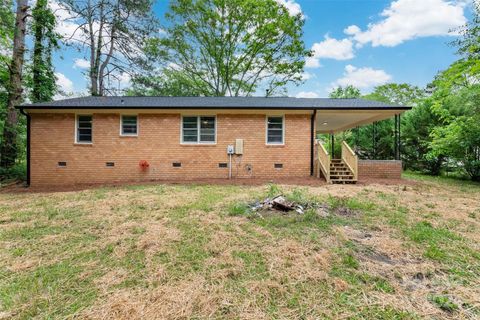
(394, 114), (401, 160)
(372, 122), (377, 160)
(330, 133), (335, 159)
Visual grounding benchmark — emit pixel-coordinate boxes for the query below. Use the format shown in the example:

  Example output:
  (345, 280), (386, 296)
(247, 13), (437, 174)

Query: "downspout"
(19, 108), (30, 186)
(310, 109), (317, 176)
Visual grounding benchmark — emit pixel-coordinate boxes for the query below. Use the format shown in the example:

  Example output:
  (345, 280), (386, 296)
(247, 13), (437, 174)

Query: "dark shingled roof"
(20, 96), (409, 110)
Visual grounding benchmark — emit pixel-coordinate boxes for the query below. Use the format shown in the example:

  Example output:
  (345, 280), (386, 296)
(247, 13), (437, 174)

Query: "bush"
(0, 162), (26, 182)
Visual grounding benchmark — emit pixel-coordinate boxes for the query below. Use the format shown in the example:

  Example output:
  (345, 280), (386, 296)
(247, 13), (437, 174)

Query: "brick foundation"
(358, 160), (402, 180)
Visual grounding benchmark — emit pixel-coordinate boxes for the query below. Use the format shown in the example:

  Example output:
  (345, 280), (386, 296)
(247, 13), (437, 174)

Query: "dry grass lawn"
(0, 173), (479, 319)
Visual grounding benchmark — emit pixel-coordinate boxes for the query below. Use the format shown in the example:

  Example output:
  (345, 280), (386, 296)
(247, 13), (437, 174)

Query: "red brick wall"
(30, 112), (312, 186)
(358, 160), (402, 180)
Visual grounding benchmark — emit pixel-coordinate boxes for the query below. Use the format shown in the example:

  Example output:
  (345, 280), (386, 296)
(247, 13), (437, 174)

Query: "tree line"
(0, 0), (478, 181)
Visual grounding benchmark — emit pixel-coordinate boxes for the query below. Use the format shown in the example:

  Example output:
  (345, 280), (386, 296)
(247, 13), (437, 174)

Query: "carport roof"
(20, 96), (409, 110)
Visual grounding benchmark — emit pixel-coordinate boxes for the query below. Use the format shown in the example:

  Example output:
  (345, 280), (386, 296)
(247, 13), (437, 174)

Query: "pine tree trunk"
(0, 0), (29, 168)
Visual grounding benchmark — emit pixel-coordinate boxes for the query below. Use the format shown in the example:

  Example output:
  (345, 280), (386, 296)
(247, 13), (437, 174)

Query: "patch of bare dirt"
(339, 225), (480, 319)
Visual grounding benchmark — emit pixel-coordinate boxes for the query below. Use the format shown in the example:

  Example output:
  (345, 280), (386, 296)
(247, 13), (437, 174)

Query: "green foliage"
(127, 69), (203, 96)
(451, 2), (480, 63)
(228, 202), (250, 216)
(417, 5), (480, 181)
(0, 161), (26, 182)
(341, 254), (359, 269)
(329, 85), (361, 99)
(0, 0), (14, 50)
(59, 0), (159, 96)
(402, 98), (444, 174)
(27, 0), (60, 103)
(429, 295), (459, 312)
(358, 83), (425, 161)
(328, 83), (425, 161)
(427, 63), (480, 180)
(141, 0), (310, 97)
(363, 83), (425, 106)
(267, 183), (282, 197)
(0, 0), (14, 136)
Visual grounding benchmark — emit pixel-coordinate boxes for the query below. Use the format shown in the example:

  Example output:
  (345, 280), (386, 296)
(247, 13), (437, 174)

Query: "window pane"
(182, 117), (198, 142)
(123, 126), (137, 134)
(200, 117), (215, 129)
(200, 117), (215, 142)
(267, 117), (283, 144)
(183, 117), (197, 126)
(183, 134), (198, 142)
(122, 115), (137, 135)
(267, 134), (283, 143)
(200, 134), (215, 142)
(78, 134), (92, 142)
(268, 122), (283, 129)
(77, 115), (92, 142)
(78, 115), (92, 123)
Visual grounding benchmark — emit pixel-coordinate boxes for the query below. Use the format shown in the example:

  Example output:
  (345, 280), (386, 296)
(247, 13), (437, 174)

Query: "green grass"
(429, 295), (459, 312)
(404, 171), (480, 192)
(0, 179), (478, 318)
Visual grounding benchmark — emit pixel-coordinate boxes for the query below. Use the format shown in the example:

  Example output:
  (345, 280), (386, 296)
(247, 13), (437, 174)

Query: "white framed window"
(181, 116), (216, 144)
(266, 115), (284, 145)
(76, 115), (93, 143)
(120, 115), (138, 136)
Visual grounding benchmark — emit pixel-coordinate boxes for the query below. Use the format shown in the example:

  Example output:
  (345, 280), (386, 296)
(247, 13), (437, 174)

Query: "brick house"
(18, 96), (410, 186)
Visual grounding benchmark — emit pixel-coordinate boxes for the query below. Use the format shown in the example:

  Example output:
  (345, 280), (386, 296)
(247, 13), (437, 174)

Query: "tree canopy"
(59, 0), (159, 96)
(138, 0), (311, 97)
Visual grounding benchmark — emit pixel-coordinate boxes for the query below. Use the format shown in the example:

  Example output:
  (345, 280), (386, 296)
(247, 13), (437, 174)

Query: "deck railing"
(341, 141), (358, 181)
(316, 140), (330, 183)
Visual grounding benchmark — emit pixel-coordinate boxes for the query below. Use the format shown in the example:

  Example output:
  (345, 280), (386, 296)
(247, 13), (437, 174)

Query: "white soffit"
(316, 110), (400, 133)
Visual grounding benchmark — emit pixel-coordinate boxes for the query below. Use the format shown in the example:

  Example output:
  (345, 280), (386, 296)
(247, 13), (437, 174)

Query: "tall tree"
(425, 4), (480, 180)
(329, 85), (361, 99)
(363, 83), (424, 106)
(451, 1), (480, 65)
(144, 0), (310, 97)
(29, 0), (59, 103)
(360, 84), (425, 161)
(326, 85), (361, 158)
(127, 69), (203, 96)
(60, 0), (158, 96)
(0, 0), (15, 131)
(0, 1), (14, 57)
(0, 0), (29, 168)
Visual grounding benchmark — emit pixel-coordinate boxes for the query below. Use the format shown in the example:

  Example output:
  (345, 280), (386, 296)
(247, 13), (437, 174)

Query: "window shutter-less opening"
(77, 115), (92, 143)
(267, 116), (284, 144)
(182, 116), (216, 143)
(121, 115), (138, 135)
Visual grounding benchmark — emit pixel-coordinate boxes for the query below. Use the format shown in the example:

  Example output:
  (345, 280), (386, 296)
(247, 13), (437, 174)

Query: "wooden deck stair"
(315, 140), (358, 184)
(330, 159), (356, 184)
